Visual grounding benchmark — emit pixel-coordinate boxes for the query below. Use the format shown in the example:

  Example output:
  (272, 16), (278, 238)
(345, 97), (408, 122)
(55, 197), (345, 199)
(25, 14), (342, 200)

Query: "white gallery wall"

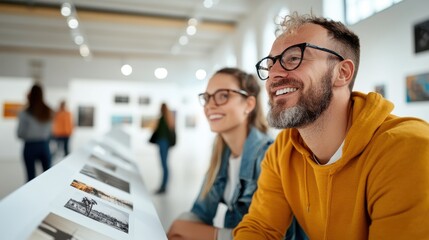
(0, 77), (32, 161)
(350, 0), (429, 120)
(68, 78), (214, 175)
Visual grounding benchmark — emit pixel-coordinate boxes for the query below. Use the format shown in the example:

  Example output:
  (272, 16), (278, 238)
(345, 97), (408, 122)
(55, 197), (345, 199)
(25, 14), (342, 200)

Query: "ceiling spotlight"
(61, 3), (72, 17)
(186, 25), (197, 36)
(195, 69), (207, 80)
(154, 68), (168, 79)
(179, 36), (189, 45)
(121, 64), (133, 76)
(67, 17), (79, 29)
(188, 18), (198, 26)
(79, 44), (90, 57)
(74, 35), (84, 45)
(203, 0), (214, 8)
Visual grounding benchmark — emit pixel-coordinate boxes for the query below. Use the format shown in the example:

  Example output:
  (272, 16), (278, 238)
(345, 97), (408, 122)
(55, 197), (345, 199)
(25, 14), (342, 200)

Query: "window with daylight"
(345, 0), (403, 25)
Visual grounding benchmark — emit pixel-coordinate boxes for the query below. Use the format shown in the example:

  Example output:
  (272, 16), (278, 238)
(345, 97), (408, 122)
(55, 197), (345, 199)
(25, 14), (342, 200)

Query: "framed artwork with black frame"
(414, 18), (429, 54)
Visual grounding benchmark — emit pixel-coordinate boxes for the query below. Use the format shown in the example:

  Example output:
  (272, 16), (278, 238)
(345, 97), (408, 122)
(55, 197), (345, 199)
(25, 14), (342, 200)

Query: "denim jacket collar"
(218, 127), (270, 182)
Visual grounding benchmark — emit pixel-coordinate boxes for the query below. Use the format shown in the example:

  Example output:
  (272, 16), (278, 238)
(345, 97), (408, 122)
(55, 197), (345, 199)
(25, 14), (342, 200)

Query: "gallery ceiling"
(0, 0), (262, 60)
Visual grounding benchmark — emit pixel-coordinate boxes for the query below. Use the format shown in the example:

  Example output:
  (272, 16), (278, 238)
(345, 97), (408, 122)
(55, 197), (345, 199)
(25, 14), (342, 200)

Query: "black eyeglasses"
(255, 42), (345, 80)
(198, 88), (249, 106)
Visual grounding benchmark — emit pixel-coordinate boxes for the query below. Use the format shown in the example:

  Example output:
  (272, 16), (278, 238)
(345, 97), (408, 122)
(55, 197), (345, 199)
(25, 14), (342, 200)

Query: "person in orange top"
(52, 100), (73, 157)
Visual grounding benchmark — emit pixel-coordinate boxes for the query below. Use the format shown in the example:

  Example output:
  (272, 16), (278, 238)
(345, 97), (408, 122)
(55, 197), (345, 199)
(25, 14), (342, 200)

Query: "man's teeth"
(209, 114), (223, 120)
(276, 87), (298, 96)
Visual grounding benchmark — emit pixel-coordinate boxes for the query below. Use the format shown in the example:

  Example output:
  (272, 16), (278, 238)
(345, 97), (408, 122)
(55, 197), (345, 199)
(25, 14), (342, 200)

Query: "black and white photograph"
(89, 155), (117, 172)
(114, 94), (130, 104)
(64, 195), (129, 233)
(28, 212), (114, 240)
(71, 179), (133, 210)
(80, 164), (130, 193)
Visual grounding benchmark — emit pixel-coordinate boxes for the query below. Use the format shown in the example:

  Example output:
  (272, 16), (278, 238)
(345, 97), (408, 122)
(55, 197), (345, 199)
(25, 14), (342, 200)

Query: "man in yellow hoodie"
(234, 12), (429, 239)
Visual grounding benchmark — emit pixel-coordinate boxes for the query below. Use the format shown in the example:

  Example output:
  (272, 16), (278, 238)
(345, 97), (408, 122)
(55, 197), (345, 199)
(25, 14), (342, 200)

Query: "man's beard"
(267, 70), (333, 129)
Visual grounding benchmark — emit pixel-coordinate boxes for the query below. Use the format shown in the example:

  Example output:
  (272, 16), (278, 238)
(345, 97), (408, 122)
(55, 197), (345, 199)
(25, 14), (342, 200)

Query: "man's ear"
(333, 59), (354, 87)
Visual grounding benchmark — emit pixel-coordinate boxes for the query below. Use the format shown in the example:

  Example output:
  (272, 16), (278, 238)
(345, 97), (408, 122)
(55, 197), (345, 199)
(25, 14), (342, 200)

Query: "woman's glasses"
(198, 88), (249, 106)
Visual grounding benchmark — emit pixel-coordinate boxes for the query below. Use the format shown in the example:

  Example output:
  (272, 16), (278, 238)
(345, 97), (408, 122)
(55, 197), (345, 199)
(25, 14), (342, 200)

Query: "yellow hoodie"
(234, 92), (429, 239)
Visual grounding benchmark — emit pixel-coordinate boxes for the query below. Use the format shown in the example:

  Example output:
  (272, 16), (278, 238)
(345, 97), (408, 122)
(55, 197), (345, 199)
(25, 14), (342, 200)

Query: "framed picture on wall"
(140, 115), (157, 129)
(111, 115), (132, 126)
(414, 18), (429, 54)
(2, 102), (24, 119)
(114, 95), (129, 104)
(185, 114), (197, 128)
(138, 96), (151, 105)
(77, 105), (95, 127)
(406, 72), (429, 102)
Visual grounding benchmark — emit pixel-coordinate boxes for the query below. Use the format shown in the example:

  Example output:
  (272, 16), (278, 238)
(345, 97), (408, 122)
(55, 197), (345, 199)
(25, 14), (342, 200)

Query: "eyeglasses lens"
(257, 45), (303, 80)
(199, 90), (231, 106)
(282, 46), (303, 70)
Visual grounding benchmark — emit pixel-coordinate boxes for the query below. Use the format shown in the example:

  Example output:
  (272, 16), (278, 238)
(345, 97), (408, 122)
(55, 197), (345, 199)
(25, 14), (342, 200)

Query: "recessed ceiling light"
(195, 69), (207, 80)
(154, 68), (168, 79)
(121, 64), (133, 76)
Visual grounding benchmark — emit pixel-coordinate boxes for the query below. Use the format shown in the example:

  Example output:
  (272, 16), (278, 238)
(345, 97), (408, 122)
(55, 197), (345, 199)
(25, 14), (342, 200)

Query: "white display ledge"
(0, 131), (167, 240)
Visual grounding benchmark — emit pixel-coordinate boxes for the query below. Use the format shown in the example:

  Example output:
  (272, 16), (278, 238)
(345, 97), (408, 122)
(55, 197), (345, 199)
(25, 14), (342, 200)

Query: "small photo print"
(80, 164), (130, 193)
(28, 212), (114, 240)
(64, 196), (129, 233)
(89, 155), (117, 172)
(71, 179), (133, 210)
(114, 95), (129, 104)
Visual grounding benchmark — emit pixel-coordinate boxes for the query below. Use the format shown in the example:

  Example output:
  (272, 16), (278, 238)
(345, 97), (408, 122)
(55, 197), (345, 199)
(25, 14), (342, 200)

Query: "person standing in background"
(150, 102), (176, 194)
(167, 67), (306, 240)
(52, 100), (73, 157)
(17, 83), (54, 182)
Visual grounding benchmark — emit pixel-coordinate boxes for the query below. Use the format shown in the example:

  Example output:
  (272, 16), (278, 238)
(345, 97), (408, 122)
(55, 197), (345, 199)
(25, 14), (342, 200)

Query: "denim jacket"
(191, 127), (273, 228)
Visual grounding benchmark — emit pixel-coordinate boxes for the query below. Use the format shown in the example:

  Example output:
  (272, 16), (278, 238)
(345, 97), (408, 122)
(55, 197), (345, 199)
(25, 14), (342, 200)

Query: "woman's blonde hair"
(200, 67), (267, 198)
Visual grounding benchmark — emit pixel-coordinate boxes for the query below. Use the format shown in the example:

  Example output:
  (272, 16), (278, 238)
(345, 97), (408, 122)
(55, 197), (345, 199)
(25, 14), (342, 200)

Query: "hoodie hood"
(289, 92), (394, 220)
(344, 92), (394, 163)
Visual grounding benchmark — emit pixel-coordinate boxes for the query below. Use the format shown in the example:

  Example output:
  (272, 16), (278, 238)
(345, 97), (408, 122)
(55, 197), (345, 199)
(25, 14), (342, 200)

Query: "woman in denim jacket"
(168, 68), (306, 240)
(167, 67), (269, 239)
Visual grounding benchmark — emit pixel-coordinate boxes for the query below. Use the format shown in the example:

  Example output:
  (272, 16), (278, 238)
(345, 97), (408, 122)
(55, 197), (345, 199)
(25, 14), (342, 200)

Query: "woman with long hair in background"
(151, 102), (176, 194)
(17, 83), (54, 182)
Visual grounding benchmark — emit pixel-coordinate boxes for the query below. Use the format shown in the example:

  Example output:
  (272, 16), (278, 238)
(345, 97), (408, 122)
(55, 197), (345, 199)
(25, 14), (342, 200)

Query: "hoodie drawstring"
(304, 157), (310, 213)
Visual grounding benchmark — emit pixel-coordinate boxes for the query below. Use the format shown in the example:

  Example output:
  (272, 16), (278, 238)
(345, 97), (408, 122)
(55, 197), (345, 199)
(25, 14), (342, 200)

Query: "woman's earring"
(244, 110), (249, 115)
